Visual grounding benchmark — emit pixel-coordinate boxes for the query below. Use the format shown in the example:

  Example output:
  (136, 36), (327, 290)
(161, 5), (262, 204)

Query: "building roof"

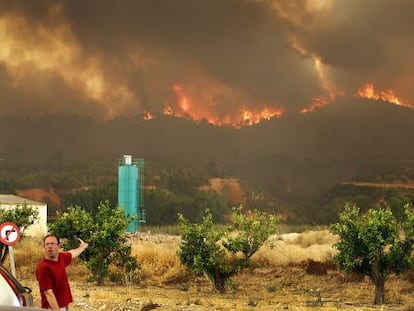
(0, 194), (45, 205)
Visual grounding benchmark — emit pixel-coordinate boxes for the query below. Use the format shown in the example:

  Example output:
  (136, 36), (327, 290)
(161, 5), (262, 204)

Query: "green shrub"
(178, 206), (278, 292)
(330, 203), (414, 305)
(49, 201), (138, 285)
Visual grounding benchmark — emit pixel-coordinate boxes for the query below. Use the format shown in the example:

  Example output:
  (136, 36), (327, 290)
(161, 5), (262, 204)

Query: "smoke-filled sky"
(1, 0), (413, 127)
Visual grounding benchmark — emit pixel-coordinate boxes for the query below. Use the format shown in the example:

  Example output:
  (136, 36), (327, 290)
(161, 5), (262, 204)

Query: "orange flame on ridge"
(161, 83), (283, 128)
(143, 111), (155, 120)
(173, 84), (190, 113)
(356, 83), (405, 106)
(300, 95), (333, 114)
(292, 46), (345, 114)
(299, 90), (346, 114)
(163, 106), (174, 116)
(151, 81), (413, 128)
(241, 107), (283, 125)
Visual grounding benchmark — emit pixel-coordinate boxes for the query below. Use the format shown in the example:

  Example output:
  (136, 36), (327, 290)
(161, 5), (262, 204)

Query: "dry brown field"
(10, 230), (414, 311)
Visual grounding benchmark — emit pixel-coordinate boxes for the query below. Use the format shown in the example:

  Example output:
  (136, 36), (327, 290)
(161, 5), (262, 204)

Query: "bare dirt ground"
(16, 188), (61, 206)
(23, 265), (414, 311)
(16, 231), (414, 311)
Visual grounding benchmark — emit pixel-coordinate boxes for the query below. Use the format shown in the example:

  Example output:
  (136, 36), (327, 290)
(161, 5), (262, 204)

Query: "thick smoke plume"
(0, 0), (413, 126)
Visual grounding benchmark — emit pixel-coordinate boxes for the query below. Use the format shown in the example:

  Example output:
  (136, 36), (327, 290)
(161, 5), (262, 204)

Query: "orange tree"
(0, 203), (38, 263)
(330, 203), (414, 305)
(178, 206), (278, 292)
(49, 201), (138, 285)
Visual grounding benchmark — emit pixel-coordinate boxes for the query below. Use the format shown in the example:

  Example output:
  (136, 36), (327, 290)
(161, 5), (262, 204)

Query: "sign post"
(0, 222), (21, 277)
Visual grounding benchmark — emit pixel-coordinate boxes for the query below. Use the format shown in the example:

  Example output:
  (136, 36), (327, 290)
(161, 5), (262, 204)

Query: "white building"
(0, 194), (47, 237)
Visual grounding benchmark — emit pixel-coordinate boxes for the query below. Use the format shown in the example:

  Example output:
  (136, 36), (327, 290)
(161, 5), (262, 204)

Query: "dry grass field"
(9, 230), (414, 310)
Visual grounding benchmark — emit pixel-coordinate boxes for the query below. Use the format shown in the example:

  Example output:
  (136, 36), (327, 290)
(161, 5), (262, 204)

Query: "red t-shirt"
(36, 252), (73, 308)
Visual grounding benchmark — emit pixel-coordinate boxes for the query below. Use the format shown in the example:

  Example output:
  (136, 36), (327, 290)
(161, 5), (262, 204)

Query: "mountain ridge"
(1, 97), (414, 203)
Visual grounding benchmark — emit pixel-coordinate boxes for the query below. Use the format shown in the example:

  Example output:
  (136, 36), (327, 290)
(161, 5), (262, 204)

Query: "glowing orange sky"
(0, 0), (413, 127)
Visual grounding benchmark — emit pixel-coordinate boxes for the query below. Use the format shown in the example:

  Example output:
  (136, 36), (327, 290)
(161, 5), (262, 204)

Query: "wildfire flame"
(157, 84), (283, 128)
(156, 81), (413, 127)
(143, 111), (155, 120)
(300, 96), (331, 114)
(240, 107), (283, 126)
(299, 91), (345, 114)
(163, 106), (174, 116)
(356, 83), (404, 106)
(301, 82), (411, 114)
(289, 38), (345, 114)
(173, 84), (190, 112)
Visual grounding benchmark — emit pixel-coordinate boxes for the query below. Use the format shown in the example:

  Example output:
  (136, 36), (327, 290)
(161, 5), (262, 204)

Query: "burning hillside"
(0, 1), (413, 128)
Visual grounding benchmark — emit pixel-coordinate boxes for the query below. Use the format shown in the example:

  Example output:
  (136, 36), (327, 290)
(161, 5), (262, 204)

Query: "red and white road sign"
(0, 222), (21, 246)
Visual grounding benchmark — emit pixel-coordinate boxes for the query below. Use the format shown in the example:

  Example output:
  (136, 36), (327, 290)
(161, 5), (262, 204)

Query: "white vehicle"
(0, 264), (33, 306)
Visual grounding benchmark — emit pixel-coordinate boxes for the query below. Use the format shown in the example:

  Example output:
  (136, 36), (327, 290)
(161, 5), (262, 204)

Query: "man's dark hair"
(43, 234), (60, 245)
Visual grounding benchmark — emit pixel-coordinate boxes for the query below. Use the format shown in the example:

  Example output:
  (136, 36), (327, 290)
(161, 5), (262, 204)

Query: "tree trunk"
(373, 277), (385, 305)
(213, 271), (226, 293)
(371, 256), (386, 305)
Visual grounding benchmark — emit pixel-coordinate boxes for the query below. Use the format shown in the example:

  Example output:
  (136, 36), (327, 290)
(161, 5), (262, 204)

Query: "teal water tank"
(118, 155), (145, 232)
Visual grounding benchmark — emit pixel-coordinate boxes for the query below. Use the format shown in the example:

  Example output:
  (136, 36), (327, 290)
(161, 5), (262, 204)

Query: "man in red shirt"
(36, 234), (88, 310)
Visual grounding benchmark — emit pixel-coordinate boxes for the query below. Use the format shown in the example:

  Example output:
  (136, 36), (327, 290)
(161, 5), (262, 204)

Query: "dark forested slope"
(1, 97), (414, 222)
